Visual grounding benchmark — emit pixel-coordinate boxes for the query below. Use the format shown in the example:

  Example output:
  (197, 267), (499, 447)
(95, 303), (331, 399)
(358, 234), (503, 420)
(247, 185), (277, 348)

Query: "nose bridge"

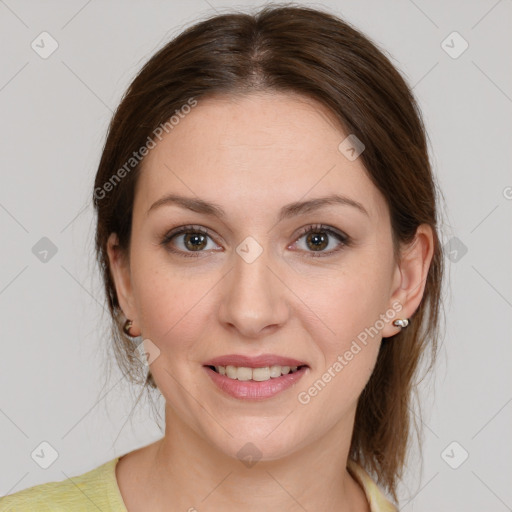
(219, 236), (288, 336)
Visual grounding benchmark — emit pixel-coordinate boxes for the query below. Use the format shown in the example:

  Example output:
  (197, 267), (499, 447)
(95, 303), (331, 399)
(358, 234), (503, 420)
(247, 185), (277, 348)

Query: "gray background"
(0, 0), (511, 510)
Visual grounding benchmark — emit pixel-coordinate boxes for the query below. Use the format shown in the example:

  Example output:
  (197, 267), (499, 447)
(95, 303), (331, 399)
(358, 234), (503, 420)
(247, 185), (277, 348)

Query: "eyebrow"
(147, 193), (369, 221)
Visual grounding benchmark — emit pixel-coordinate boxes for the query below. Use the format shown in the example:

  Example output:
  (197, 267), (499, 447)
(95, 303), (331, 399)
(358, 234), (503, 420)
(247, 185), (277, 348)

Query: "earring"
(123, 319), (135, 336)
(393, 318), (409, 328)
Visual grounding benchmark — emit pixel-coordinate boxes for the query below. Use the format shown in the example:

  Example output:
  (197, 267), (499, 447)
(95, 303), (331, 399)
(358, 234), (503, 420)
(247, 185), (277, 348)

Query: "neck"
(140, 403), (368, 512)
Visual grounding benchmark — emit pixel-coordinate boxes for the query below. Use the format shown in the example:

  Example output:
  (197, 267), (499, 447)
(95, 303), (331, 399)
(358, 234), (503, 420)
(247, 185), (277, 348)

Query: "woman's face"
(109, 92), (410, 460)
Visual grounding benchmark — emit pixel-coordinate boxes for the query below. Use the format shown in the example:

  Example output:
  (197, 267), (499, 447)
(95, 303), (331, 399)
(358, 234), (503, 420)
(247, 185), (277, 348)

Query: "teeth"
(214, 365), (301, 381)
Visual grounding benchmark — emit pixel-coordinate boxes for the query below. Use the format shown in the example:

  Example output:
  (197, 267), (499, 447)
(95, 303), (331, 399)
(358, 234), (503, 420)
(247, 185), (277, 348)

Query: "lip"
(203, 353), (308, 368)
(203, 365), (308, 400)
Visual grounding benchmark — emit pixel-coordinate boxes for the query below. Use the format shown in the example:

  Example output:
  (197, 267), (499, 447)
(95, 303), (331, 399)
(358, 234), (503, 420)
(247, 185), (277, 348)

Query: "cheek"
(293, 257), (391, 385)
(130, 255), (218, 349)
(303, 263), (390, 340)
(293, 272), (386, 424)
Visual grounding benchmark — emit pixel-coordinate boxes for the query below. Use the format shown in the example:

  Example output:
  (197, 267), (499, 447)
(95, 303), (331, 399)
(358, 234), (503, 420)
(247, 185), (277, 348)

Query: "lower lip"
(203, 366), (308, 400)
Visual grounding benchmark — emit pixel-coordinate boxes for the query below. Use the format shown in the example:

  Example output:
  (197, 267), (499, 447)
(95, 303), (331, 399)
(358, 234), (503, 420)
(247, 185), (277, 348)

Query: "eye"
(160, 223), (351, 258)
(160, 225), (221, 257)
(291, 224), (350, 256)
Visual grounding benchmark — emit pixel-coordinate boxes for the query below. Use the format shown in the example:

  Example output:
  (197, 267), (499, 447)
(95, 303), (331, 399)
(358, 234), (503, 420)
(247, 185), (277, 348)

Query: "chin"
(205, 423), (306, 465)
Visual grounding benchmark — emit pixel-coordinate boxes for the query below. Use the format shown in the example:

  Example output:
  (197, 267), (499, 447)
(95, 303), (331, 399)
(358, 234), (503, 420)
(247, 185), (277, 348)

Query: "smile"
(203, 365), (309, 400)
(208, 364), (305, 381)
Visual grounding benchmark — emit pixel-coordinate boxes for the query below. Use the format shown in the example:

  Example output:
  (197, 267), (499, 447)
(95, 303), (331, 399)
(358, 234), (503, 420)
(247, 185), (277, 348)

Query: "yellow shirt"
(0, 456), (397, 511)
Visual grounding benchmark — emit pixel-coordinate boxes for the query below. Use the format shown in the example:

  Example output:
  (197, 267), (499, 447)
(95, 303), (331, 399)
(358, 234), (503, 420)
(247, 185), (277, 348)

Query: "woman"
(0, 4), (444, 511)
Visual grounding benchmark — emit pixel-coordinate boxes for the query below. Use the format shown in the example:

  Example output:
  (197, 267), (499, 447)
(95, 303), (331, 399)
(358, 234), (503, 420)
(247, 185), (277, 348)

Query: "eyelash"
(160, 223), (351, 258)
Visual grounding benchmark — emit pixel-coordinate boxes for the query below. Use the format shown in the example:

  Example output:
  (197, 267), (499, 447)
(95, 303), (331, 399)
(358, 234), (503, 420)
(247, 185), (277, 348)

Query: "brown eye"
(161, 225), (221, 257)
(305, 231), (329, 251)
(183, 233), (208, 251)
(293, 224), (349, 256)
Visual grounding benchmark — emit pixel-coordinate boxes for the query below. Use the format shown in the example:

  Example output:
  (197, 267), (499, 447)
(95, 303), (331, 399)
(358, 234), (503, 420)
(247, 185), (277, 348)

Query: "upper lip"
(203, 353), (309, 368)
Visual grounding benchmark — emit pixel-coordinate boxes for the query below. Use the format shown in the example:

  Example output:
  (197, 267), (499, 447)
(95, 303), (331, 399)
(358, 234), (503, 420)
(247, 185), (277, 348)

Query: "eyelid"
(161, 224), (217, 244)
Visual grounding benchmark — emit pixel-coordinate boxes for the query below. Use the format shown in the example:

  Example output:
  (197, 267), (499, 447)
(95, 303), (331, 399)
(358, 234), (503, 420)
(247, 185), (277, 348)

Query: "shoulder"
(347, 459), (398, 512)
(0, 457), (124, 512)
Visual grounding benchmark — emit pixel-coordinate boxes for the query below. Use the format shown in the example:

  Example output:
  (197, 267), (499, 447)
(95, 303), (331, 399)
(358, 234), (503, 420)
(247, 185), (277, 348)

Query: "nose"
(218, 244), (290, 338)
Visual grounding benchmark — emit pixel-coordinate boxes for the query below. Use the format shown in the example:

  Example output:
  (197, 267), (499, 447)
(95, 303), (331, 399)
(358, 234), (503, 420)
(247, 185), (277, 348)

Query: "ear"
(381, 224), (435, 338)
(106, 232), (141, 337)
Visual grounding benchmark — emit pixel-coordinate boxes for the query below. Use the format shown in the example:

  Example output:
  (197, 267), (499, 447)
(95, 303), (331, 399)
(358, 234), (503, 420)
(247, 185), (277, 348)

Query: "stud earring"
(123, 319), (135, 336)
(393, 318), (409, 328)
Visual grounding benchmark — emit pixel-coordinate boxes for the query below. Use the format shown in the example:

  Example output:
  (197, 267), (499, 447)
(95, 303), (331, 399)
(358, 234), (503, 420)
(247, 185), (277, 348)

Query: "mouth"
(205, 364), (308, 382)
(202, 355), (310, 400)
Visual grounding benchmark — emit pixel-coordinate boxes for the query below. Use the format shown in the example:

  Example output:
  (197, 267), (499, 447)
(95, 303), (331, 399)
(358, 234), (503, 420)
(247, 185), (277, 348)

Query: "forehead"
(135, 92), (389, 223)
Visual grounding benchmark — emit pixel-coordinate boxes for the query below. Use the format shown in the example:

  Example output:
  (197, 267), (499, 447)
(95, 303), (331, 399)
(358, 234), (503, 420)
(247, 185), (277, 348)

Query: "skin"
(107, 91), (434, 512)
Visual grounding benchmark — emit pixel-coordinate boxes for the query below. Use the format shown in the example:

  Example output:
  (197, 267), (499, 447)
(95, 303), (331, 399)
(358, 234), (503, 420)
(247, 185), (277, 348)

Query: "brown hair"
(93, 3), (445, 503)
